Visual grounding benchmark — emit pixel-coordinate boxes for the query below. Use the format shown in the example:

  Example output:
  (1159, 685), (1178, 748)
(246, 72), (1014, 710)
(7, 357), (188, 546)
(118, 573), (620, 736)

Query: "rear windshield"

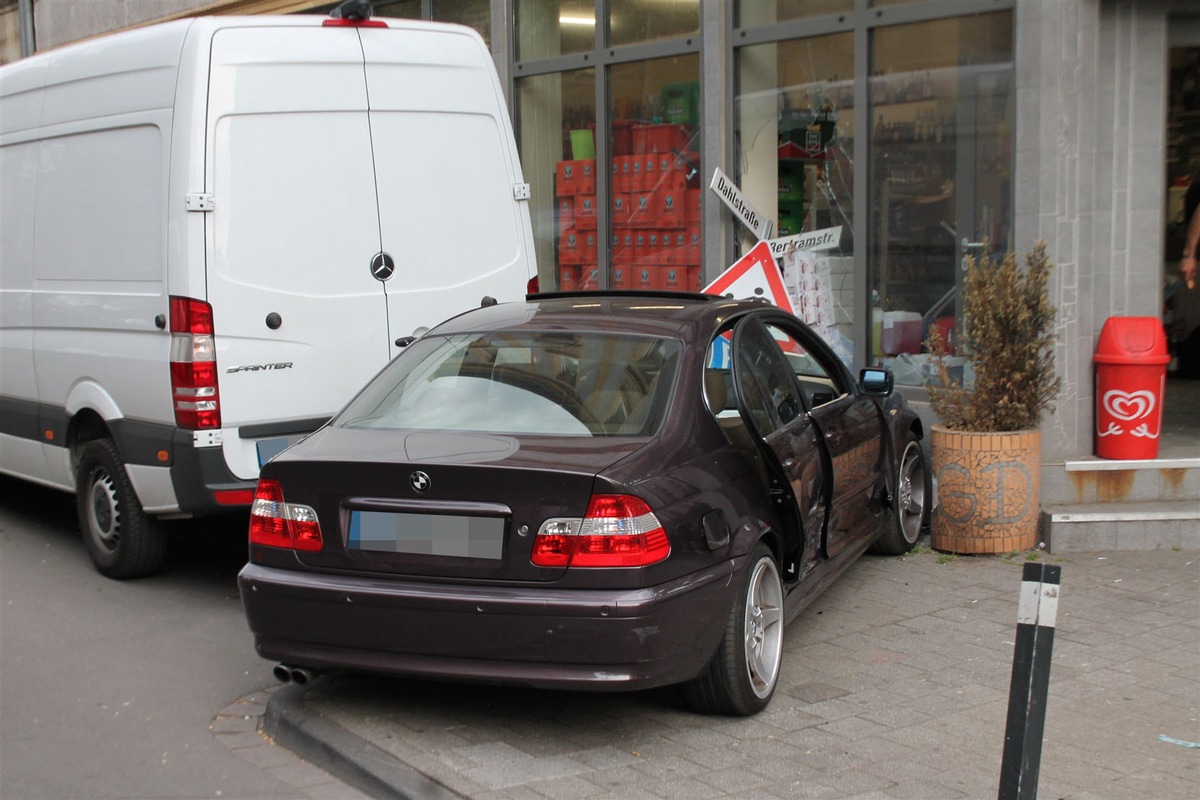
(336, 331), (681, 437)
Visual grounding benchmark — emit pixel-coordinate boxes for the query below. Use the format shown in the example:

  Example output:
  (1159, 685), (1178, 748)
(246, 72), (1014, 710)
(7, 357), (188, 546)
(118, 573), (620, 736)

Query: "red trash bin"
(1093, 317), (1170, 459)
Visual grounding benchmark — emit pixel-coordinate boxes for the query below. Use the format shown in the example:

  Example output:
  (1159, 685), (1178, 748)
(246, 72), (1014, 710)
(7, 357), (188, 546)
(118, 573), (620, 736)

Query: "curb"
(264, 680), (460, 800)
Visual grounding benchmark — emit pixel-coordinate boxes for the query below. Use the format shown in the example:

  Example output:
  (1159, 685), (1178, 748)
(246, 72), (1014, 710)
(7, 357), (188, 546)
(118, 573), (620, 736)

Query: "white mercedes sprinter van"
(0, 13), (537, 578)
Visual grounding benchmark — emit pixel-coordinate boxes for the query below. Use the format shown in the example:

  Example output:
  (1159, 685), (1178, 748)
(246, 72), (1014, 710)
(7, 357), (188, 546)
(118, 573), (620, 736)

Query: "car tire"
(873, 431), (929, 555)
(76, 438), (168, 579)
(683, 543), (783, 716)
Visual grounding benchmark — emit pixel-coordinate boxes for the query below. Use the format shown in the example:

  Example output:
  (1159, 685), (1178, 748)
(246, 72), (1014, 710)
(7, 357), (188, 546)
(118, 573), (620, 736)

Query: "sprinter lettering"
(226, 363), (294, 374)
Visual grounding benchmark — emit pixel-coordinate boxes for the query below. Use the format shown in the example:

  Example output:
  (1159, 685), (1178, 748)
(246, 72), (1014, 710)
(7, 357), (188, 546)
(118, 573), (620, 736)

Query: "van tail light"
(531, 494), (670, 568)
(169, 296), (220, 430)
(248, 479), (323, 552)
(526, 275), (541, 295)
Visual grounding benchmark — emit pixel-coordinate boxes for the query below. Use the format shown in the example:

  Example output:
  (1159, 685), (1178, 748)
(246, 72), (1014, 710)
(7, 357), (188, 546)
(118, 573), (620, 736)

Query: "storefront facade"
(4, 0), (1197, 496)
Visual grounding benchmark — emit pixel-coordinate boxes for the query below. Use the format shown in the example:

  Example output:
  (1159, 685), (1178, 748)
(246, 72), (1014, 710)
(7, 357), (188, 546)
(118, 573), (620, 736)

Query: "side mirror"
(859, 367), (894, 397)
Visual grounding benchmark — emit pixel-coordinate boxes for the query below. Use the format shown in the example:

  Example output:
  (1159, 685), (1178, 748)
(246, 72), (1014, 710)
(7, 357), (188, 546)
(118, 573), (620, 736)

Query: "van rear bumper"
(169, 428), (257, 515)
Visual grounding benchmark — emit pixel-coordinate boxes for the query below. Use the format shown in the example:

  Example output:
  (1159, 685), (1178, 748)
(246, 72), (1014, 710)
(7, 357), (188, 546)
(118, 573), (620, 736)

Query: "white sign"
(709, 168), (774, 241)
(766, 226), (843, 258)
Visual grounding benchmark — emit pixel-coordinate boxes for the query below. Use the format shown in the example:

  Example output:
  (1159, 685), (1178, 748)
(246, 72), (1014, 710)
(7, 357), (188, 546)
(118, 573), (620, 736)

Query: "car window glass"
(763, 322), (848, 409)
(733, 318), (805, 435)
(336, 332), (680, 437)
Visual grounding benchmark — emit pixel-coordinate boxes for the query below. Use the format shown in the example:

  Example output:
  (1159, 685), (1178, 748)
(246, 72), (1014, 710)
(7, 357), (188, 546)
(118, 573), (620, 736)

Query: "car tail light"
(248, 479), (323, 552)
(531, 494), (669, 568)
(527, 275), (541, 295)
(169, 296), (220, 430)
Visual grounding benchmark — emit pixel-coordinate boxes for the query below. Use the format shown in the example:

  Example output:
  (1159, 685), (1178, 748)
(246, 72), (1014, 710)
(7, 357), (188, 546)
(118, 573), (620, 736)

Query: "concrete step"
(1042, 456), (1200, 506)
(1041, 500), (1200, 554)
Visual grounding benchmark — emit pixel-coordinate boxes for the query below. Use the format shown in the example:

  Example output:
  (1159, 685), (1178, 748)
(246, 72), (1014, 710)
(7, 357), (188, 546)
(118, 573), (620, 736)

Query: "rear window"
(336, 331), (681, 437)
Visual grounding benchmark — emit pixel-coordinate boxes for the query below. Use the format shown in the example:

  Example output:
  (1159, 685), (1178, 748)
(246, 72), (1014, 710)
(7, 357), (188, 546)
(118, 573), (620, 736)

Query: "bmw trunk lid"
(264, 428), (651, 581)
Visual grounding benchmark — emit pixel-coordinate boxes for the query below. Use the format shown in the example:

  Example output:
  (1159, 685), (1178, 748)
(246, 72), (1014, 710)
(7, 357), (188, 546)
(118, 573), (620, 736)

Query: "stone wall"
(1014, 0), (1177, 485)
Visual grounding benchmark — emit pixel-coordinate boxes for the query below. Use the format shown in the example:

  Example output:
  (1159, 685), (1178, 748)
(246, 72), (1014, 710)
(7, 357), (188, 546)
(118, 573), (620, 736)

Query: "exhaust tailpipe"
(273, 663), (293, 683)
(290, 667), (317, 685)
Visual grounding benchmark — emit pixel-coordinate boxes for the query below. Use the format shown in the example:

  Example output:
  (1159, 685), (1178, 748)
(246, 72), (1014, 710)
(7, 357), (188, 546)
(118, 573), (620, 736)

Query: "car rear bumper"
(238, 559), (742, 691)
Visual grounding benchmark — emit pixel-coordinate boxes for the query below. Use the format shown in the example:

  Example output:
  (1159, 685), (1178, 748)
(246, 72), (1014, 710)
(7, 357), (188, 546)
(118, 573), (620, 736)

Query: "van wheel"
(682, 543), (783, 716)
(76, 439), (168, 579)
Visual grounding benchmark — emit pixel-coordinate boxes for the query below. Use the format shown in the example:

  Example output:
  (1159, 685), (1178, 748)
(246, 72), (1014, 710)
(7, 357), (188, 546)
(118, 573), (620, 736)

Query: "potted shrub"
(926, 240), (1060, 554)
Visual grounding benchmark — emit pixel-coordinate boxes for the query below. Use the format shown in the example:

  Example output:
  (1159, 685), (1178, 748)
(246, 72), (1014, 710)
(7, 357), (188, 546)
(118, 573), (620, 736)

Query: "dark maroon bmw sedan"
(238, 291), (930, 715)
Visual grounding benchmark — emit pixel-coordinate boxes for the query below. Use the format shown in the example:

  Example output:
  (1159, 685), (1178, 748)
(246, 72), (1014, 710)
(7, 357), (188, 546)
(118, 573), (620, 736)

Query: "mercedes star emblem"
(370, 252), (395, 281)
(410, 470), (431, 493)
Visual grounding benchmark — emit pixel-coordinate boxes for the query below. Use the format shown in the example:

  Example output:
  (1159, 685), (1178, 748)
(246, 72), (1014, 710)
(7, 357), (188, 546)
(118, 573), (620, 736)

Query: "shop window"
(430, 0), (491, 47)
(735, 33), (856, 367)
(371, 1), (421, 19)
(515, 0), (596, 61)
(738, 1), (852, 28)
(516, 69), (596, 291)
(609, 0), (698, 48)
(608, 55), (702, 292)
(869, 11), (1013, 385)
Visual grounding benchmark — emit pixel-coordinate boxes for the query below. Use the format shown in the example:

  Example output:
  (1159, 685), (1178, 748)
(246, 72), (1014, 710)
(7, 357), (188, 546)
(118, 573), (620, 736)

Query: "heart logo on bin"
(1102, 389), (1155, 421)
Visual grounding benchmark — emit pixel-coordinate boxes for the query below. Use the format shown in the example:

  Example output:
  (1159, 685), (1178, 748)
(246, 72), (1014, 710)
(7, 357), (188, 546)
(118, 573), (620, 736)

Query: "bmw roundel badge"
(410, 470), (431, 493)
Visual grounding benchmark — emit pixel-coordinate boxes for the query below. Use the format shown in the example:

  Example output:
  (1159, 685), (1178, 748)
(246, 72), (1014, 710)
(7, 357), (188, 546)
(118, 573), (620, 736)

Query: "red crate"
(661, 265), (690, 292)
(557, 265), (581, 291)
(581, 264), (601, 290)
(612, 232), (633, 266)
(628, 192), (659, 228)
(559, 231), (583, 265)
(612, 193), (632, 228)
(658, 188), (685, 229)
(555, 159), (595, 197)
(611, 264), (632, 290)
(573, 194), (597, 230)
(632, 264), (661, 291)
(557, 197), (575, 234)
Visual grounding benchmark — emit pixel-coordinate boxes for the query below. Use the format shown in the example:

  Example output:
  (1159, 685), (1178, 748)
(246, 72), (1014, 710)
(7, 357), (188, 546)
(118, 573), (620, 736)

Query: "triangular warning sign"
(703, 240), (793, 314)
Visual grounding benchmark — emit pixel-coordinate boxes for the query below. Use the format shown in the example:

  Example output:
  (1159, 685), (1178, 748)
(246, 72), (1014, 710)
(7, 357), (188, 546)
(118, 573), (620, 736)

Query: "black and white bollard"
(998, 562), (1061, 800)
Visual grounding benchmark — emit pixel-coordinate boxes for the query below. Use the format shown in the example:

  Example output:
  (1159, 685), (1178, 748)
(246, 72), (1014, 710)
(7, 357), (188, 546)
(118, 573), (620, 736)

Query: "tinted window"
(337, 332), (679, 437)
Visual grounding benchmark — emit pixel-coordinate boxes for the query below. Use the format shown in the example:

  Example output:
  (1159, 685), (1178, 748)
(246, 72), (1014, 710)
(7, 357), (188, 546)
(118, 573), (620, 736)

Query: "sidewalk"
(263, 547), (1200, 799)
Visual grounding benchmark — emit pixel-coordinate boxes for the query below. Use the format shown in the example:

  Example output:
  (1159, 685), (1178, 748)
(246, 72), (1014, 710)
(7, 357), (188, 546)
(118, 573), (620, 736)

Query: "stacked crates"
(556, 121), (701, 291)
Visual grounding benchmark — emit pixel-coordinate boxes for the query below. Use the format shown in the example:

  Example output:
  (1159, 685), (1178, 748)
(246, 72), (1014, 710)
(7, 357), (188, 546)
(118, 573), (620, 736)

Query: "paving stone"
(251, 550), (1197, 800)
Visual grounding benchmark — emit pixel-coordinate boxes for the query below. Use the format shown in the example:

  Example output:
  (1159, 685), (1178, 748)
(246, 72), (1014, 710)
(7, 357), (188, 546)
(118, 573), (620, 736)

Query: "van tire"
(76, 439), (168, 579)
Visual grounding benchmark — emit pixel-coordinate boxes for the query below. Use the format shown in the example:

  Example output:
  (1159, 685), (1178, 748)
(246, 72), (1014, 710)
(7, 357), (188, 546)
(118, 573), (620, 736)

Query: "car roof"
(430, 291), (774, 343)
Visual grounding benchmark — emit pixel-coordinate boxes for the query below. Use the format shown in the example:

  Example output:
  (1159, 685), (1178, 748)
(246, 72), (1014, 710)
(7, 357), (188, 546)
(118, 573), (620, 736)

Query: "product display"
(555, 116), (701, 291)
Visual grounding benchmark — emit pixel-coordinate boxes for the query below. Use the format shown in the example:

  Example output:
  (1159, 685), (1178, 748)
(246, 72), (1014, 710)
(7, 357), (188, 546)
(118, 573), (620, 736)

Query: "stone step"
(1042, 456), (1200, 506)
(1040, 500), (1200, 554)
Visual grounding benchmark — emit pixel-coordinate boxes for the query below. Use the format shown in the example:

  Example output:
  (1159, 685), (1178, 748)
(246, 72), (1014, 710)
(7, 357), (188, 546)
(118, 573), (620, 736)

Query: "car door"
(768, 318), (887, 559)
(729, 314), (828, 578)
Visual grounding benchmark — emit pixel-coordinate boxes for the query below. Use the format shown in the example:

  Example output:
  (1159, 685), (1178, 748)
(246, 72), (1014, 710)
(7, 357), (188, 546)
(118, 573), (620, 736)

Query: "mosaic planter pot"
(930, 425), (1041, 554)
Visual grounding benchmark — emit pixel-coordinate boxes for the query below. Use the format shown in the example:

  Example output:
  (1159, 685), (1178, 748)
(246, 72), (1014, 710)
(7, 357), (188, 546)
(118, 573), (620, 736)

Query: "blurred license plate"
(348, 511), (504, 559)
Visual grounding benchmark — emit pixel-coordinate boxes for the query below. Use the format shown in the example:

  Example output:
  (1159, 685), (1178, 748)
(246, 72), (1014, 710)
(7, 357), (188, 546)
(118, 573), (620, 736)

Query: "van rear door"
(205, 25), (388, 480)
(360, 25), (534, 357)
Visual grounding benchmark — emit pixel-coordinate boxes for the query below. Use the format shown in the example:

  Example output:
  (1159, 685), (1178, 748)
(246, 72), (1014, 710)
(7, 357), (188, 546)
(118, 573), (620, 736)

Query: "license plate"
(348, 510), (505, 560)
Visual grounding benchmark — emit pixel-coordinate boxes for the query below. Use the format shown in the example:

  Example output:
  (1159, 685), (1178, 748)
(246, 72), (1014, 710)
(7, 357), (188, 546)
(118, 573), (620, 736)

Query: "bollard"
(998, 562), (1060, 800)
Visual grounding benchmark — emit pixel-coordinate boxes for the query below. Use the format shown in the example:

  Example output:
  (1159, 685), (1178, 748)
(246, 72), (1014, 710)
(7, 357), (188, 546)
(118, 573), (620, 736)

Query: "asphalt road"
(0, 474), (304, 800)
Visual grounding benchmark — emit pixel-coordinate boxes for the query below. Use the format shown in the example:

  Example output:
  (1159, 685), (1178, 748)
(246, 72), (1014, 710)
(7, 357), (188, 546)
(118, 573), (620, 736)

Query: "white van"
(0, 13), (537, 578)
